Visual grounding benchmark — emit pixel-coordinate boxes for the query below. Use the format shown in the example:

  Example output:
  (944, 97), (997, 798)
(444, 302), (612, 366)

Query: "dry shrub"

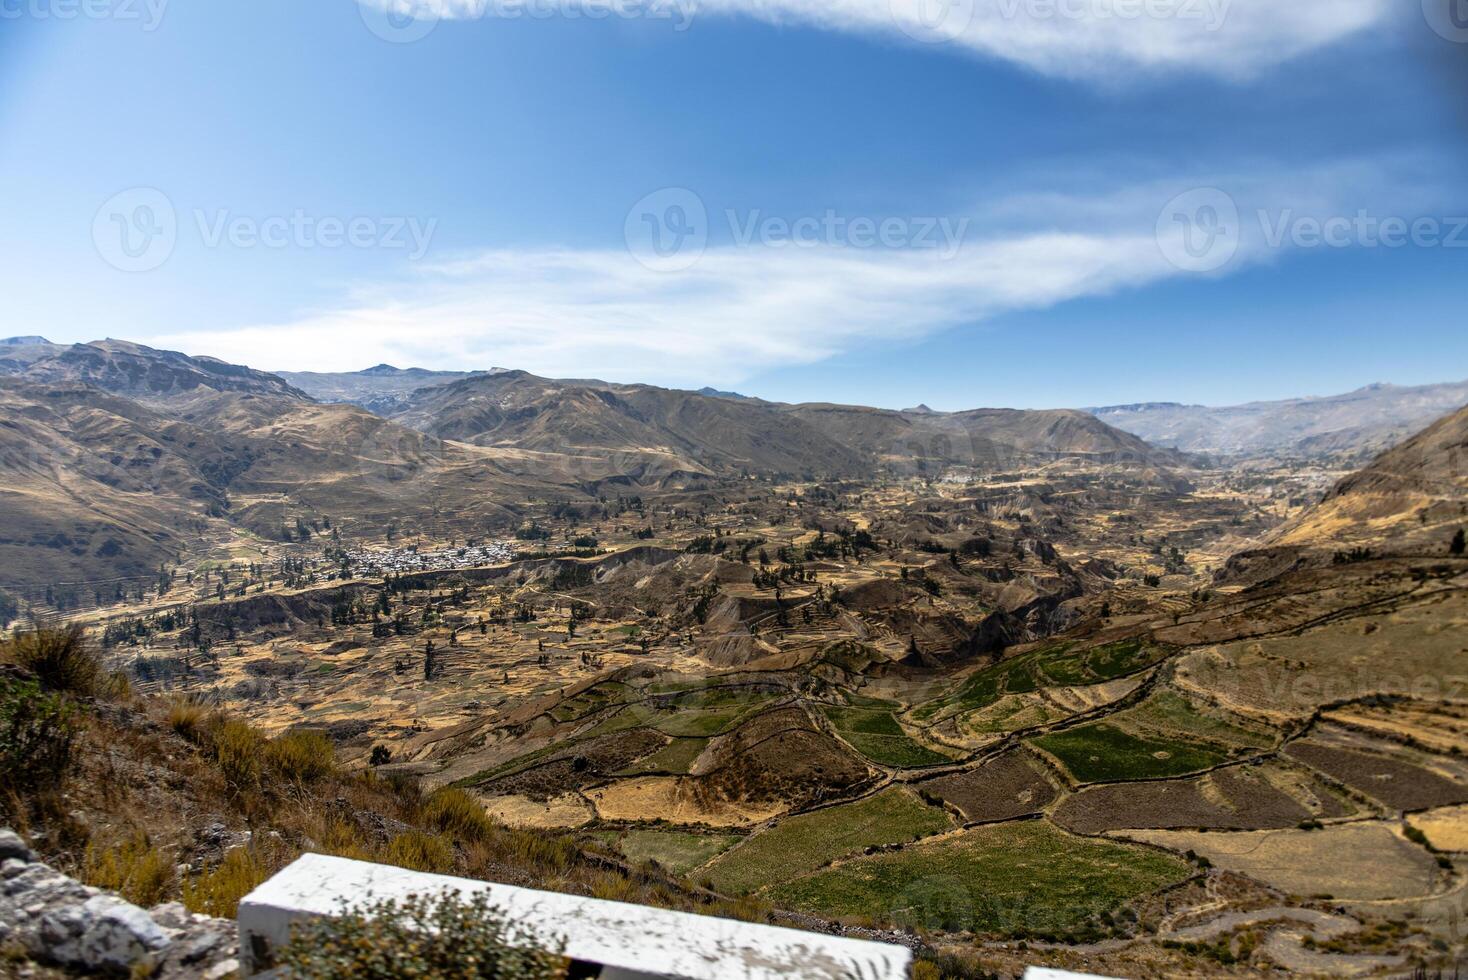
(420, 787), (496, 843)
(211, 718), (264, 797)
(83, 832), (174, 907)
(381, 831), (455, 873)
(182, 846), (272, 918)
(265, 728), (336, 784)
(167, 699), (211, 745)
(1, 625), (103, 697)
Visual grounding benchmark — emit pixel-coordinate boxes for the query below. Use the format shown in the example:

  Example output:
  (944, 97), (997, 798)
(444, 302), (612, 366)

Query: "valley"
(2, 337), (1466, 978)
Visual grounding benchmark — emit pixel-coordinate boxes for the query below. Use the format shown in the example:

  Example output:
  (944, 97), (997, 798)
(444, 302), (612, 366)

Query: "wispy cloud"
(146, 159), (1458, 386)
(359, 0), (1395, 80)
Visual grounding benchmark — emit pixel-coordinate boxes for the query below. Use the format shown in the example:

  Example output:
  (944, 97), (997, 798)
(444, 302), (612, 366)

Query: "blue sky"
(1, 0), (1465, 409)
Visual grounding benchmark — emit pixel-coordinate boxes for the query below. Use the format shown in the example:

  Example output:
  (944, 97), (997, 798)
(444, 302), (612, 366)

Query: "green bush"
(0, 675), (81, 803)
(280, 892), (566, 979)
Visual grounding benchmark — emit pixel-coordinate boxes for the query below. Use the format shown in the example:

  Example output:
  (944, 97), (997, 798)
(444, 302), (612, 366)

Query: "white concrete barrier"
(238, 853), (913, 979)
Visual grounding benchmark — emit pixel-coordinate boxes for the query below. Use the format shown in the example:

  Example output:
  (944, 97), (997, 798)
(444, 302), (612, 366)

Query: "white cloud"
(359, 0), (1396, 80)
(145, 159), (1457, 387)
(148, 232), (1170, 385)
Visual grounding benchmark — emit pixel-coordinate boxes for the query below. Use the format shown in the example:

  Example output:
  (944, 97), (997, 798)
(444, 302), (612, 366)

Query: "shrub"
(421, 787), (495, 843)
(265, 728), (336, 784)
(212, 718), (265, 797)
(381, 831), (456, 873)
(0, 675), (81, 804)
(1, 625), (103, 696)
(279, 892), (566, 980)
(370, 744), (392, 766)
(182, 847), (271, 918)
(168, 699), (212, 744)
(84, 833), (175, 907)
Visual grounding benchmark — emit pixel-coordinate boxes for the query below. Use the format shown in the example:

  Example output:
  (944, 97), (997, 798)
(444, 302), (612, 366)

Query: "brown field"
(1284, 737), (1468, 812)
(1053, 762), (1318, 834)
(917, 749), (1058, 824)
(1115, 824), (1441, 901)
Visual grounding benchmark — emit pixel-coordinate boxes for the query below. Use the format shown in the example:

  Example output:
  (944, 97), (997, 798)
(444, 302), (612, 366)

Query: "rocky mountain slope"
(1220, 402), (1468, 585)
(1090, 379), (1468, 460)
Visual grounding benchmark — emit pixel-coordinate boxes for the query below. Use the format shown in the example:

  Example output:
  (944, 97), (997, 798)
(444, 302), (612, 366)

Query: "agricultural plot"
(1052, 762), (1324, 833)
(468, 729), (668, 799)
(1285, 737), (1468, 812)
(1030, 723), (1232, 783)
(1119, 690), (1271, 749)
(1116, 824), (1440, 901)
(766, 820), (1192, 936)
(910, 639), (1173, 723)
(918, 750), (1058, 823)
(1409, 804), (1468, 851)
(616, 737), (709, 775)
(597, 829), (741, 875)
(822, 705), (955, 768)
(702, 788), (953, 896)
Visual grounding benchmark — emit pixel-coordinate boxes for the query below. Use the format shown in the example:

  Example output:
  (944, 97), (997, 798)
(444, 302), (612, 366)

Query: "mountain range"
(1090, 379), (1468, 460)
(0, 338), (1182, 595)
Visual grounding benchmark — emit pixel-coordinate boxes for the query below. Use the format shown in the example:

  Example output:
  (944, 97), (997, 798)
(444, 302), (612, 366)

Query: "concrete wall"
(238, 853), (913, 979)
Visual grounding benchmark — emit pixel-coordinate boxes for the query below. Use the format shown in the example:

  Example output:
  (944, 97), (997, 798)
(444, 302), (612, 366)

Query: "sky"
(1, 0), (1466, 410)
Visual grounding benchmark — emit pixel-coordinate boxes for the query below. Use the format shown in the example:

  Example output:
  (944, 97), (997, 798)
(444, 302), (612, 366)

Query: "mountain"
(276, 364), (501, 415)
(781, 402), (1185, 475)
(1089, 379), (1468, 460)
(391, 371), (868, 479)
(391, 372), (1186, 480)
(2, 339), (307, 402)
(1220, 403), (1468, 585)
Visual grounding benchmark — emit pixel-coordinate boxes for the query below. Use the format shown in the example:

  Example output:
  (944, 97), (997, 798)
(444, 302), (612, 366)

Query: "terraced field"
(703, 787), (953, 895)
(821, 704), (955, 768)
(1030, 722), (1234, 783)
(766, 820), (1193, 936)
(910, 639), (1174, 724)
(596, 828), (742, 874)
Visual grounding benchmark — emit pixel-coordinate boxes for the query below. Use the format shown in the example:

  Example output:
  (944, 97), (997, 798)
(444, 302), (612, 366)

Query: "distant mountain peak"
(697, 386), (752, 401)
(903, 404), (937, 415)
(361, 364), (404, 376)
(1, 336), (51, 346)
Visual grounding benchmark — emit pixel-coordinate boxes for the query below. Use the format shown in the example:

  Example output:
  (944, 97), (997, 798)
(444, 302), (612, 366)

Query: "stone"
(203, 957), (240, 979)
(2, 858), (29, 879)
(47, 895), (172, 973)
(0, 829), (35, 862)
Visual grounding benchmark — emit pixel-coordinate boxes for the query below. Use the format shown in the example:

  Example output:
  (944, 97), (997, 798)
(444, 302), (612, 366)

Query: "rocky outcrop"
(0, 829), (238, 978)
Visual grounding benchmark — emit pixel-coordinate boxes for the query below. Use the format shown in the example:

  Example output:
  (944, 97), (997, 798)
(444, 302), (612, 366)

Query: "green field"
(1029, 723), (1231, 783)
(704, 788), (953, 895)
(600, 829), (741, 875)
(766, 820), (1191, 936)
(822, 706), (954, 768)
(911, 639), (1173, 722)
(616, 737), (708, 775)
(1119, 691), (1270, 749)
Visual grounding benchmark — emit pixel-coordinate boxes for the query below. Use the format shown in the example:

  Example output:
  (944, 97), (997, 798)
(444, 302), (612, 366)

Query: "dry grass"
(1, 624), (104, 696)
(182, 846), (273, 918)
(83, 832), (174, 907)
(264, 728), (337, 785)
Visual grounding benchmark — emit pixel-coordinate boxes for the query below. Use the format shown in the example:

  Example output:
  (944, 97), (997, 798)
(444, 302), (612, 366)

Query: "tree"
(1453, 529), (1466, 556)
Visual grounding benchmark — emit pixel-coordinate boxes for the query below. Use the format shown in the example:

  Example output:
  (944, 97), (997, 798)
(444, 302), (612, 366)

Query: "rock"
(0, 828), (35, 862)
(45, 894), (174, 973)
(204, 957), (240, 979)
